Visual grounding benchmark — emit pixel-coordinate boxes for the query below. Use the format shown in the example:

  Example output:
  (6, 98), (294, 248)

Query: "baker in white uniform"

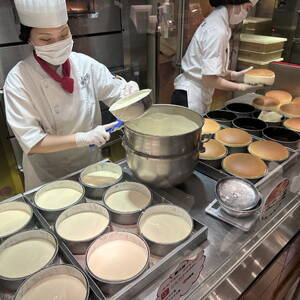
(172, 0), (260, 115)
(4, 0), (139, 190)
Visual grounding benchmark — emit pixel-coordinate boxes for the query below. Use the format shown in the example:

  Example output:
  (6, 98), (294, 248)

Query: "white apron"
(4, 52), (125, 190)
(174, 6), (231, 115)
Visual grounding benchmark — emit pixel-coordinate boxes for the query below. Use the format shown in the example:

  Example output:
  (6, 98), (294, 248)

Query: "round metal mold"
(85, 231), (150, 295)
(55, 203), (111, 254)
(225, 103), (256, 118)
(137, 204), (194, 257)
(79, 162), (123, 200)
(0, 201), (34, 242)
(233, 117), (267, 137)
(103, 181), (152, 225)
(15, 264), (89, 300)
(34, 180), (85, 223)
(206, 110), (237, 127)
(0, 229), (58, 291)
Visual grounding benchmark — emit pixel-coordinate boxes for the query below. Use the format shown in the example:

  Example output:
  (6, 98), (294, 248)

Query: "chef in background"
(4, 0), (139, 190)
(172, 0), (260, 114)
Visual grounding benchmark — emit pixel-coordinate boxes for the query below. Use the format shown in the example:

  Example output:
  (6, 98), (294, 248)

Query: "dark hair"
(19, 24), (32, 43)
(209, 0), (250, 7)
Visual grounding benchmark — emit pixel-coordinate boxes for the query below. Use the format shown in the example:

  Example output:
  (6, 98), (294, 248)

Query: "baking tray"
(197, 135), (299, 189)
(23, 163), (208, 300)
(0, 194), (98, 300)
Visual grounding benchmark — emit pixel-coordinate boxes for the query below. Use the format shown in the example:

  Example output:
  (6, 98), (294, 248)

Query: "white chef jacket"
(174, 6), (231, 114)
(4, 52), (126, 190)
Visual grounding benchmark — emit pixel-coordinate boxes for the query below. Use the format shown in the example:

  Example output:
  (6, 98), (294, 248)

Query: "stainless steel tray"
(23, 163), (208, 300)
(0, 194), (97, 300)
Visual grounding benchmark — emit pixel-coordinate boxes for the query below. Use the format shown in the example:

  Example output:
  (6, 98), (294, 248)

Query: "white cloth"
(4, 52), (126, 190)
(174, 6), (231, 114)
(14, 0), (68, 28)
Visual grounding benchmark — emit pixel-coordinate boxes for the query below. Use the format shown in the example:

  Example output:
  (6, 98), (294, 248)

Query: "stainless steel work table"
(19, 156), (300, 300)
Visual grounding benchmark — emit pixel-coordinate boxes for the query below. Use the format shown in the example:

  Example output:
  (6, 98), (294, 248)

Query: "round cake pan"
(233, 117), (267, 137)
(55, 203), (111, 254)
(206, 110), (237, 127)
(216, 177), (260, 211)
(199, 149), (228, 169)
(86, 231), (149, 295)
(15, 264), (89, 300)
(103, 182), (152, 225)
(79, 162), (123, 200)
(0, 229), (58, 291)
(262, 126), (300, 149)
(225, 103), (256, 118)
(0, 201), (34, 242)
(34, 180), (85, 223)
(138, 204), (194, 257)
(218, 198), (262, 218)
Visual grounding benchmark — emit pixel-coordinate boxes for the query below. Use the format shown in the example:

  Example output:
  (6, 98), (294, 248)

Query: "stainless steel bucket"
(124, 104), (204, 157)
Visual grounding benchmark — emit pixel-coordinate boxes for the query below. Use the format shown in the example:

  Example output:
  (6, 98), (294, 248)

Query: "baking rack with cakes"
(200, 68), (300, 229)
(9, 161), (206, 299)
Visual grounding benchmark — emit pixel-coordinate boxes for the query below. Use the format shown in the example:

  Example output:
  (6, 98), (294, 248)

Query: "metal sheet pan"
(23, 163), (207, 299)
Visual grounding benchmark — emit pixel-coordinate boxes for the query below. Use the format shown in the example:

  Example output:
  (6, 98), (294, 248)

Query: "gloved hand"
(231, 66), (253, 82)
(75, 122), (118, 147)
(239, 83), (264, 92)
(120, 81), (139, 98)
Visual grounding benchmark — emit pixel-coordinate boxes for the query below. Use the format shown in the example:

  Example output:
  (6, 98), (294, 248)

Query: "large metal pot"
(124, 104), (204, 157)
(123, 142), (199, 188)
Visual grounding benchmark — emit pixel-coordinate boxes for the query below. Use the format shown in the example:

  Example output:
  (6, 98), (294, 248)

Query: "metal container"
(34, 180), (85, 223)
(206, 110), (237, 127)
(86, 231), (150, 295)
(262, 126), (300, 148)
(103, 182), (152, 225)
(109, 89), (152, 122)
(79, 162), (123, 199)
(55, 203), (111, 254)
(216, 177), (260, 211)
(0, 229), (58, 291)
(199, 147), (228, 169)
(124, 104), (204, 157)
(123, 142), (199, 188)
(15, 264), (89, 300)
(0, 201), (34, 241)
(218, 199), (262, 218)
(225, 103), (256, 118)
(138, 204), (194, 257)
(233, 117), (267, 137)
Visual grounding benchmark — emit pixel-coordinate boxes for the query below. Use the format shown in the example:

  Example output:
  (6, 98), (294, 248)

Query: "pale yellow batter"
(140, 213), (192, 243)
(0, 210), (31, 237)
(57, 212), (109, 241)
(105, 190), (150, 212)
(82, 170), (120, 187)
(0, 239), (56, 278)
(127, 113), (199, 136)
(20, 274), (87, 300)
(35, 188), (82, 210)
(88, 240), (148, 281)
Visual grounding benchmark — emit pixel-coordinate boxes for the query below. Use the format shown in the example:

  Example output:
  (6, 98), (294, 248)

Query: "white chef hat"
(250, 0), (259, 5)
(14, 0), (68, 28)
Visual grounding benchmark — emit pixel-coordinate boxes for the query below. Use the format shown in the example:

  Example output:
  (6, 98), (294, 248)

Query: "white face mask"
(229, 6), (248, 25)
(34, 36), (74, 65)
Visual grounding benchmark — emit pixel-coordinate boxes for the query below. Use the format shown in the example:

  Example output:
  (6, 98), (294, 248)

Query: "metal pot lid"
(216, 177), (260, 211)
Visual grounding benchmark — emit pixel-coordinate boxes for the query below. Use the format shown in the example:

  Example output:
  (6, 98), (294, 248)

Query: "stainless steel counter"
(18, 157), (300, 300)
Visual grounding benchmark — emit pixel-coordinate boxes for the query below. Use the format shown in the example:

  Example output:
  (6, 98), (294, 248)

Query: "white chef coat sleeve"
(89, 57), (126, 107)
(4, 74), (47, 154)
(200, 27), (228, 76)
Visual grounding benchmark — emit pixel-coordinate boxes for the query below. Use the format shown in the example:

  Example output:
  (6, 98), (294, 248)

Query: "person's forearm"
(29, 134), (77, 154)
(202, 75), (241, 91)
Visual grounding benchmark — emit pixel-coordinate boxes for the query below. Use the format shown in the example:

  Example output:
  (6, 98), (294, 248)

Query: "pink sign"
(156, 250), (206, 300)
